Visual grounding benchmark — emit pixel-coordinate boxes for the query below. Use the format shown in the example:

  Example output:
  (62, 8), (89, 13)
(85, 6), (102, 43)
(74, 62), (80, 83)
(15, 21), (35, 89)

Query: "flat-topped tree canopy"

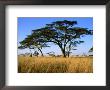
(19, 20), (93, 57)
(18, 34), (49, 56)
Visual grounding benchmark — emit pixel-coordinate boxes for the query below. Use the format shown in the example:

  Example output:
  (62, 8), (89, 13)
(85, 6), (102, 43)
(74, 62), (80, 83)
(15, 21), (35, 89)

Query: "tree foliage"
(19, 20), (93, 57)
(89, 47), (93, 52)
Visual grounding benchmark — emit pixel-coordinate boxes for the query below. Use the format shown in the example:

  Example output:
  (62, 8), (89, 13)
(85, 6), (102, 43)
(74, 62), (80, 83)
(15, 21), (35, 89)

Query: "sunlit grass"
(18, 56), (93, 73)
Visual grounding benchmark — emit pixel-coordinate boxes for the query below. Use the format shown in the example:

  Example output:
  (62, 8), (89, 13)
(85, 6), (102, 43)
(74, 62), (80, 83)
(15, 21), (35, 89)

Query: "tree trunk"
(38, 48), (44, 56)
(56, 43), (66, 58)
(29, 49), (32, 57)
(61, 48), (66, 58)
(67, 52), (69, 57)
(67, 42), (72, 57)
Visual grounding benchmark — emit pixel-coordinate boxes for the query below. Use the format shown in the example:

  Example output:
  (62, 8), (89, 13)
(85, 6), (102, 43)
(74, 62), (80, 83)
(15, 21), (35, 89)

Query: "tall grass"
(18, 56), (93, 73)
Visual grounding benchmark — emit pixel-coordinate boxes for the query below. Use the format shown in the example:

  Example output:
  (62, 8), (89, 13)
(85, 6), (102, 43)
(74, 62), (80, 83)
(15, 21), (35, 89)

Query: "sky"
(18, 17), (93, 56)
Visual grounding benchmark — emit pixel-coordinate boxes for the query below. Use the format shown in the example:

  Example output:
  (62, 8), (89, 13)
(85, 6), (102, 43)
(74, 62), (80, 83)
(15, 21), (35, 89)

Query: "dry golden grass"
(18, 56), (93, 73)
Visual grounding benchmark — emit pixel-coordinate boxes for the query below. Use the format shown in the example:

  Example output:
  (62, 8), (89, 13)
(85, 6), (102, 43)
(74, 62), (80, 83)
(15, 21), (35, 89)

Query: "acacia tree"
(31, 20), (93, 57)
(18, 35), (34, 57)
(89, 47), (93, 52)
(18, 34), (49, 57)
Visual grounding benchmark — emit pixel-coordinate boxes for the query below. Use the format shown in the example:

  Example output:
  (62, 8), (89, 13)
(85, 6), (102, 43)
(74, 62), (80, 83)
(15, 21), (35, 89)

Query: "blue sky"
(18, 17), (93, 55)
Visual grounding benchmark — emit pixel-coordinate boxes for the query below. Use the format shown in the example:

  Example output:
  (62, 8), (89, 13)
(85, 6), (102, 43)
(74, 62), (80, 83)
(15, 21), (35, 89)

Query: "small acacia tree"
(18, 34), (49, 57)
(89, 47), (93, 52)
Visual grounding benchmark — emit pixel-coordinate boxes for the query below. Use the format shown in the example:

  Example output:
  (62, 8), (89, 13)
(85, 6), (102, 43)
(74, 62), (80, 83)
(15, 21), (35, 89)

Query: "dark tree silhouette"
(89, 47), (93, 52)
(30, 20), (93, 57)
(18, 34), (49, 57)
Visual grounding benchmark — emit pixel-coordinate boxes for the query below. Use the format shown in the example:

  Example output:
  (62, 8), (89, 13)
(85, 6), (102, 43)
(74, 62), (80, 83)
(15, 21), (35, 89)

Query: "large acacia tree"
(19, 20), (93, 57)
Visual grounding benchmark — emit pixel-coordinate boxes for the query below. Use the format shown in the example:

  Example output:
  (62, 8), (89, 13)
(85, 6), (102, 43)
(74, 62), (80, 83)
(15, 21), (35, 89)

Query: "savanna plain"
(18, 56), (93, 73)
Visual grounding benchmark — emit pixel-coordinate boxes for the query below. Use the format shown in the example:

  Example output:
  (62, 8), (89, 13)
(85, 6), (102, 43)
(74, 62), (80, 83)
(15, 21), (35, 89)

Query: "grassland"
(18, 56), (93, 73)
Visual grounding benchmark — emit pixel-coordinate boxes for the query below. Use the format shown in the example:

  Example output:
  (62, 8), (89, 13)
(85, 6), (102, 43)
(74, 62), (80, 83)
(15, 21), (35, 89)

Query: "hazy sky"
(18, 17), (93, 55)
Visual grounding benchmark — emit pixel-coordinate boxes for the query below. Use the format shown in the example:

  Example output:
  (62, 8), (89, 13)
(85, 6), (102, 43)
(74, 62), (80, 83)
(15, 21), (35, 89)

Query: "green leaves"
(18, 20), (93, 57)
(53, 20), (77, 26)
